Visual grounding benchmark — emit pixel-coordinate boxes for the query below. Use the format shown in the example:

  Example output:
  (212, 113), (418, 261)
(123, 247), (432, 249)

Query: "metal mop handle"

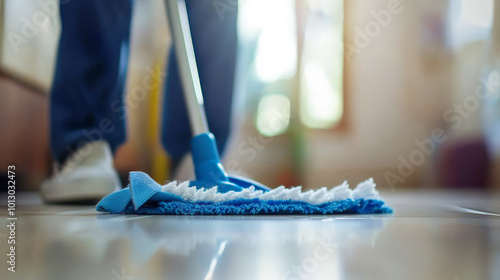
(165, 0), (209, 136)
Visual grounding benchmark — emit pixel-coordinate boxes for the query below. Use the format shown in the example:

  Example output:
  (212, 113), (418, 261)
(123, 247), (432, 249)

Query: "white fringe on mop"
(161, 178), (380, 205)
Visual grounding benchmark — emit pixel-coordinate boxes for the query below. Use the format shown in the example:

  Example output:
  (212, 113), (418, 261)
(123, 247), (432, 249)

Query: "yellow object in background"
(146, 61), (170, 184)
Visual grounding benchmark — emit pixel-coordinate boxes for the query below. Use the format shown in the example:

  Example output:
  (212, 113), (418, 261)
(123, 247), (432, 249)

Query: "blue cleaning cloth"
(96, 172), (393, 215)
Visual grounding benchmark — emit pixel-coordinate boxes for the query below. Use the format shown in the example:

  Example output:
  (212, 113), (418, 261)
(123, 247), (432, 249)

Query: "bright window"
(238, 0), (345, 135)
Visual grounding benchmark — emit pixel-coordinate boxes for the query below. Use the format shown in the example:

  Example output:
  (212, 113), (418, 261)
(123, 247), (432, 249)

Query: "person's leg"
(43, 0), (133, 203)
(161, 1), (238, 165)
(50, 0), (133, 165)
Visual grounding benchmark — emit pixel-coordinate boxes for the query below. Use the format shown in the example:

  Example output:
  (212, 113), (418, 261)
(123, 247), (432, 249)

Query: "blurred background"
(1, 0), (499, 192)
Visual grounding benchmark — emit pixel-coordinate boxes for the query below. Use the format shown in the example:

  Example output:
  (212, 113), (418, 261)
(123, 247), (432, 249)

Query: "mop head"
(96, 172), (392, 215)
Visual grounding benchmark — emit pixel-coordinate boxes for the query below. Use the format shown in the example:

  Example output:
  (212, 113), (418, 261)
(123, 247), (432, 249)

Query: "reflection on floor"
(1, 191), (500, 280)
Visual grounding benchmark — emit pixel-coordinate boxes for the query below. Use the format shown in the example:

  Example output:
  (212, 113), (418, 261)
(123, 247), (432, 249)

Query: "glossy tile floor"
(1, 191), (500, 280)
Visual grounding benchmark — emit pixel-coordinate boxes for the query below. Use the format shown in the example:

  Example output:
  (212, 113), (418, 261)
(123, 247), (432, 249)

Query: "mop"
(96, 0), (392, 215)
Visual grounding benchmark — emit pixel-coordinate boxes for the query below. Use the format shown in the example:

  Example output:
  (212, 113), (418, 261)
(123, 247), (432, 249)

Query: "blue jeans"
(50, 0), (237, 165)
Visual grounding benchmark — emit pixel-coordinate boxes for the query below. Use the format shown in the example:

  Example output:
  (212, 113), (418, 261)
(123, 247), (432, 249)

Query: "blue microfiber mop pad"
(96, 172), (392, 215)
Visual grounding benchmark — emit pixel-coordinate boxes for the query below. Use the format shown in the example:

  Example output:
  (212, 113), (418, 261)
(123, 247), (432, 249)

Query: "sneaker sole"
(41, 176), (119, 203)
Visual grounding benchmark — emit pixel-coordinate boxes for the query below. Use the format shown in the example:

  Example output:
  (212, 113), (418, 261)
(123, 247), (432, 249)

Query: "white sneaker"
(41, 140), (122, 203)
